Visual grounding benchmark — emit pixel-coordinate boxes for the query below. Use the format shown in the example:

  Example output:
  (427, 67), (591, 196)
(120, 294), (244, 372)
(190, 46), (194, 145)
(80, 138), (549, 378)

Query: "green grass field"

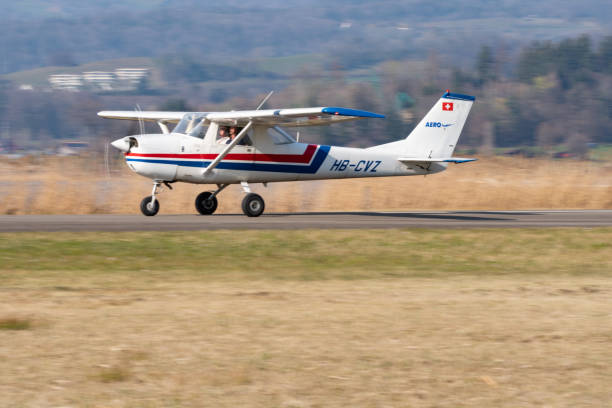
(1, 228), (611, 407)
(1, 228), (611, 285)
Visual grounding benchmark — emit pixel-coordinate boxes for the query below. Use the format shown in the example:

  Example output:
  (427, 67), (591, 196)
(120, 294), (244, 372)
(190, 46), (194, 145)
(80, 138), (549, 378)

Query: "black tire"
(140, 196), (160, 216)
(241, 193), (265, 217)
(195, 191), (218, 215)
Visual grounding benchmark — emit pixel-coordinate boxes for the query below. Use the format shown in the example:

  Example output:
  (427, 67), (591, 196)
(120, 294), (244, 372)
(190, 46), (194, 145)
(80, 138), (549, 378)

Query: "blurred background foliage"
(0, 0), (611, 156)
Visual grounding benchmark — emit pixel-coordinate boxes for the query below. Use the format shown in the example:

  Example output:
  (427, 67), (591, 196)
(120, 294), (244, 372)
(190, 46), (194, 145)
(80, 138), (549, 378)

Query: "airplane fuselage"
(124, 133), (445, 185)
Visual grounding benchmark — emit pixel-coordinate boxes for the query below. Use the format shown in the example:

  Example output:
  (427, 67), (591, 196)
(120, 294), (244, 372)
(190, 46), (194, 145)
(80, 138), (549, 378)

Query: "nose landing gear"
(140, 181), (162, 216)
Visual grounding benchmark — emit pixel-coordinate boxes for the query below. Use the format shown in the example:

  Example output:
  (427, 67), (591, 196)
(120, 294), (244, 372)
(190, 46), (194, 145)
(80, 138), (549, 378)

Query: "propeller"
(109, 105), (143, 153)
(136, 104), (145, 136)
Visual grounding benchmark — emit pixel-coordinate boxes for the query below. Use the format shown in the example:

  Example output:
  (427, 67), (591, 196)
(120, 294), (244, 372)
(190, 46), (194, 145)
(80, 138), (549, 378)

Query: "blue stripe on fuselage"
(126, 145), (331, 174)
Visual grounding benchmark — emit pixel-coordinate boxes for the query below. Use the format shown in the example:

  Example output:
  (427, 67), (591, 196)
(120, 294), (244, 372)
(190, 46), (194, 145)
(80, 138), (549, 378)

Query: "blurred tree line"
(0, 34), (611, 155)
(450, 35), (612, 154)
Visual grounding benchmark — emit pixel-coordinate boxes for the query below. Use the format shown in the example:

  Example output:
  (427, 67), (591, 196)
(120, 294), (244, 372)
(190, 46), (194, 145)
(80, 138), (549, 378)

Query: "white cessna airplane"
(99, 90), (475, 217)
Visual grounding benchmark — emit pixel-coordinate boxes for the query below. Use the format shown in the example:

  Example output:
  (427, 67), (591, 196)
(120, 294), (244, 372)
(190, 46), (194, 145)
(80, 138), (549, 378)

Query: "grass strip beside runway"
(1, 228), (611, 286)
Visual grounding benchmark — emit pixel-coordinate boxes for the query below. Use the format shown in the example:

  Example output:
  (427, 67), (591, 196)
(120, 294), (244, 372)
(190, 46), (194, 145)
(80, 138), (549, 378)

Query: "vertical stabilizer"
(403, 91), (475, 158)
(369, 91), (475, 158)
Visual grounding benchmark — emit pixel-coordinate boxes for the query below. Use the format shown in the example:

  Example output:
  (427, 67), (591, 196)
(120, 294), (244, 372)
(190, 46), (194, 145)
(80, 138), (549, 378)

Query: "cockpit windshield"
(188, 120), (208, 139)
(173, 113), (207, 135)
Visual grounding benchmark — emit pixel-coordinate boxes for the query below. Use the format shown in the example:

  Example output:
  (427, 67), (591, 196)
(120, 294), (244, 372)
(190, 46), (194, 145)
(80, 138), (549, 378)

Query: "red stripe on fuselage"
(125, 144), (317, 163)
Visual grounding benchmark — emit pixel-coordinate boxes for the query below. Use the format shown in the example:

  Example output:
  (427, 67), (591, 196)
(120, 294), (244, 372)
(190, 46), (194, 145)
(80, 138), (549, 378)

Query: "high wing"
(98, 107), (384, 127)
(205, 107), (384, 127)
(97, 111), (187, 123)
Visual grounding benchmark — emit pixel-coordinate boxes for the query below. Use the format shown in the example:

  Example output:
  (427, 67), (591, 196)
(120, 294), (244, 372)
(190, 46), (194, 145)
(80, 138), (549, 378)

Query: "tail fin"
(369, 91), (475, 159)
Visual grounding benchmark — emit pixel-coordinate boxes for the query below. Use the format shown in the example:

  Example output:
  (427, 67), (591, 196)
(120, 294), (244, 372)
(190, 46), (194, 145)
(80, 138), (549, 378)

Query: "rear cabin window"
(267, 126), (295, 145)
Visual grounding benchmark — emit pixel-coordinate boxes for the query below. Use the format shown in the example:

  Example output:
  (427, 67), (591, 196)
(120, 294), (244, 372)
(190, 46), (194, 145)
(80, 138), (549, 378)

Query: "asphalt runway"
(0, 210), (611, 232)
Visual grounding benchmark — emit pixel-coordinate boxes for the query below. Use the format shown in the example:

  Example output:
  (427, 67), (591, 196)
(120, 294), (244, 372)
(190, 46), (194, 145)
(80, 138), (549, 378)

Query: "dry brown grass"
(1, 277), (611, 407)
(1, 229), (610, 407)
(1, 154), (611, 214)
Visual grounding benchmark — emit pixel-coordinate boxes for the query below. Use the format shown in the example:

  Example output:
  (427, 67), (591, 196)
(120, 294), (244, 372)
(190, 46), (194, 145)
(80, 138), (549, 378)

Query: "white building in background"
(49, 74), (83, 91)
(83, 71), (115, 91)
(115, 68), (149, 86)
(47, 68), (150, 92)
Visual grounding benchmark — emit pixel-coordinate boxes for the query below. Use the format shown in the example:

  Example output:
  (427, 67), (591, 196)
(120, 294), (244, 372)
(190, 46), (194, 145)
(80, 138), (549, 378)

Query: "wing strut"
(201, 91), (273, 177)
(255, 91), (274, 110)
(202, 121), (253, 176)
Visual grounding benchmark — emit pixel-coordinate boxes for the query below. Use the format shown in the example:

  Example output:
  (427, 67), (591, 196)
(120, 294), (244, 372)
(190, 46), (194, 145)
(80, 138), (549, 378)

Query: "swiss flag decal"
(442, 102), (454, 111)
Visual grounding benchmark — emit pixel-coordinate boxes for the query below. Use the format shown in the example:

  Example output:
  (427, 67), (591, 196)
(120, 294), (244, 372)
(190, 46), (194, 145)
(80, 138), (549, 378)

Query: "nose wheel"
(140, 196), (160, 216)
(140, 181), (162, 216)
(140, 180), (168, 216)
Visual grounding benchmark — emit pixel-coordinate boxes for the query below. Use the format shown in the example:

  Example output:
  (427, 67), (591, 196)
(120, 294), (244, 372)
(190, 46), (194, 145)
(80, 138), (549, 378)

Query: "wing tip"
(445, 157), (477, 163)
(322, 107), (385, 119)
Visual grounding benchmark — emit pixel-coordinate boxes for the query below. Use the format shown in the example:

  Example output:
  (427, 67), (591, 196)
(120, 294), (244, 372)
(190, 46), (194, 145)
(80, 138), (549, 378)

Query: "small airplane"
(99, 90), (475, 217)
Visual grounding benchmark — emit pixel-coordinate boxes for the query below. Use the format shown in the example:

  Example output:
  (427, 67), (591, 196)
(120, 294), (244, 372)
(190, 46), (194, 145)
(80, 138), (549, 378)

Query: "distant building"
(83, 71), (115, 91)
(49, 74), (83, 91)
(47, 67), (150, 92)
(115, 68), (149, 85)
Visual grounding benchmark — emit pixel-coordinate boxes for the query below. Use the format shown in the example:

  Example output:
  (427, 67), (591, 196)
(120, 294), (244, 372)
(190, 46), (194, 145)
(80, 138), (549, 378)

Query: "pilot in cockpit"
(216, 126), (251, 145)
(217, 126), (230, 144)
(230, 126), (252, 145)
(229, 126), (238, 142)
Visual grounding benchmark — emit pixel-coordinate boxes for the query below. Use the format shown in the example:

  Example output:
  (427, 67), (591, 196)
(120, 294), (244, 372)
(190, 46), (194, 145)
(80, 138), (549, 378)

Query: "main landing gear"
(241, 193), (265, 217)
(194, 184), (228, 215)
(139, 181), (266, 217)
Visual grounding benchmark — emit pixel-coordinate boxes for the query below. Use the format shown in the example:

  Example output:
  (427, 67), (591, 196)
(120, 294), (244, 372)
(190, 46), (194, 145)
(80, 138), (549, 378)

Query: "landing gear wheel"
(241, 193), (265, 217)
(140, 196), (160, 216)
(195, 191), (218, 215)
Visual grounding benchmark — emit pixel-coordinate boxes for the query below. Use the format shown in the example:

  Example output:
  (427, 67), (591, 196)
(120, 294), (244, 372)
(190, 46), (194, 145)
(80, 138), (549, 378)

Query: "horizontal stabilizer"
(398, 157), (477, 164)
